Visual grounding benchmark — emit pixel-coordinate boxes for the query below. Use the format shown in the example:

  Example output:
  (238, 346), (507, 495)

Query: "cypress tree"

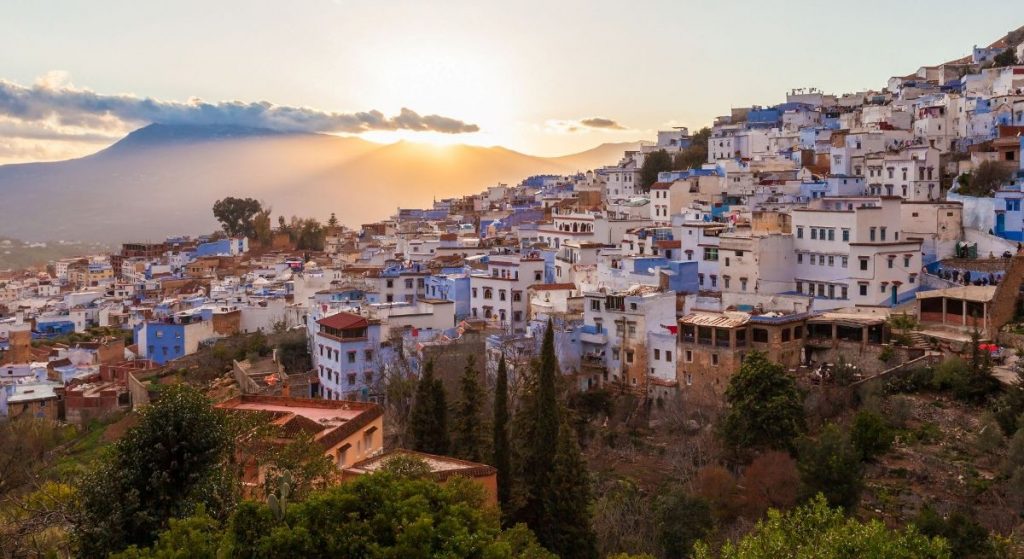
(493, 356), (511, 516)
(516, 320), (562, 536)
(430, 369), (450, 455)
(545, 422), (598, 559)
(453, 355), (485, 462)
(410, 361), (449, 454)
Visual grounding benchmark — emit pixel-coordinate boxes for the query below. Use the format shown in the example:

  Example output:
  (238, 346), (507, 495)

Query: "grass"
(45, 415), (124, 480)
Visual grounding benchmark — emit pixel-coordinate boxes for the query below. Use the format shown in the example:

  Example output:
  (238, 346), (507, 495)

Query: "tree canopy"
(74, 384), (235, 557)
(114, 469), (556, 559)
(212, 197), (264, 238)
(639, 150), (673, 192)
(672, 127), (711, 170)
(720, 351), (805, 454)
(694, 494), (950, 559)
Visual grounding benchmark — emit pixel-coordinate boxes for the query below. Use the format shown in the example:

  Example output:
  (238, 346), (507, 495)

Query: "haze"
(0, 0), (1019, 164)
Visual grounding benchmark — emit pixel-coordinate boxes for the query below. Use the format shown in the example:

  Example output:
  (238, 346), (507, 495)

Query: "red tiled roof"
(649, 182), (673, 190)
(317, 311), (369, 331)
(655, 240), (681, 249)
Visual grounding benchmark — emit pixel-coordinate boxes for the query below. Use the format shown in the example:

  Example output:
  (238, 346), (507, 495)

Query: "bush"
(849, 410), (894, 462)
(797, 424), (864, 509)
(914, 504), (995, 558)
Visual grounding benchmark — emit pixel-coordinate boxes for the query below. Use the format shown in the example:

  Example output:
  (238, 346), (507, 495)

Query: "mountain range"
(0, 124), (637, 243)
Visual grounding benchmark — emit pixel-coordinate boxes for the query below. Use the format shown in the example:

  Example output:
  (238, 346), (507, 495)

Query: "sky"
(0, 0), (1020, 163)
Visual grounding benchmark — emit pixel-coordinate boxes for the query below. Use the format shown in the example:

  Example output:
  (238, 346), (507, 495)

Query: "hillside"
(0, 124), (635, 243)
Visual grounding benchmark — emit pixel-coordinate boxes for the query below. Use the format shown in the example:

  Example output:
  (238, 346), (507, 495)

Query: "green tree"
(993, 355), (1024, 436)
(797, 424), (864, 509)
(957, 161), (1014, 197)
(720, 351), (805, 454)
(515, 320), (561, 531)
(129, 470), (555, 559)
(454, 355), (486, 462)
(493, 357), (512, 515)
(672, 127), (711, 170)
(914, 505), (995, 559)
(513, 320), (596, 559)
(849, 410), (894, 462)
(110, 507), (221, 559)
(212, 197), (263, 238)
(994, 48), (1018, 67)
(654, 488), (712, 559)
(409, 361), (450, 455)
(639, 150), (673, 192)
(74, 384), (235, 557)
(693, 494), (950, 559)
(251, 207), (273, 246)
(327, 212), (339, 228)
(543, 421), (597, 559)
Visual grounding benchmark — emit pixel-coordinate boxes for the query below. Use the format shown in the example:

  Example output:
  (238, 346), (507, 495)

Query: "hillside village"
(5, 27), (1024, 559)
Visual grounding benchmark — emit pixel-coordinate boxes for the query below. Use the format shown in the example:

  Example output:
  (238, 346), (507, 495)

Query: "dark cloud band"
(0, 79), (480, 134)
(580, 117), (624, 129)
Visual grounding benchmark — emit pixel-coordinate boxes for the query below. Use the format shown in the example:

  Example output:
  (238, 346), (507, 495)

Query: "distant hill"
(0, 124), (636, 242)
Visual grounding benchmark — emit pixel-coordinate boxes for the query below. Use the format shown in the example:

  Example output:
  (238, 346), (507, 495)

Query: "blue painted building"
(424, 271), (471, 320)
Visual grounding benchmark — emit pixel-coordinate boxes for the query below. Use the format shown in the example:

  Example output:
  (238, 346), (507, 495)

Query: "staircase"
(990, 252), (1024, 334)
(906, 331), (932, 350)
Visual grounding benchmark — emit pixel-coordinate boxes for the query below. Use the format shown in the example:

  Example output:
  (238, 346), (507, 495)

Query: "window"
(841, 285), (848, 299)
(887, 256), (895, 269)
(499, 289), (507, 301)
(797, 226), (804, 239)
(365, 349), (373, 361)
(859, 257), (868, 271)
(703, 247), (719, 261)
(903, 256), (911, 267)
(654, 349), (661, 360)
(472, 287), (477, 298)
(752, 328), (769, 343)
(841, 256), (848, 268)
(512, 291), (522, 302)
(685, 350), (693, 363)
(869, 227), (876, 241)
(591, 299), (601, 311)
(859, 284), (868, 296)
(827, 229), (835, 241)
(347, 351), (356, 364)
(740, 278), (748, 291)
(794, 326), (803, 339)
(810, 228), (817, 240)
(665, 350), (672, 362)
(797, 253), (803, 264)
(710, 275), (717, 288)
(842, 229), (850, 241)
(625, 350), (634, 364)
(810, 254), (816, 265)
(782, 329), (791, 342)
(534, 271), (542, 281)
(347, 373), (356, 386)
(711, 354), (719, 366)
(796, 281), (803, 293)
(828, 255), (835, 267)
(724, 277), (731, 289)
(880, 227), (887, 241)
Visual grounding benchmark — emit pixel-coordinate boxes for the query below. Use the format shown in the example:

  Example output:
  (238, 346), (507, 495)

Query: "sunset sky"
(0, 0), (1019, 163)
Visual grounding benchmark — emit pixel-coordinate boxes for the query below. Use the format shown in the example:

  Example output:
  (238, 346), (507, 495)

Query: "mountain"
(0, 124), (636, 243)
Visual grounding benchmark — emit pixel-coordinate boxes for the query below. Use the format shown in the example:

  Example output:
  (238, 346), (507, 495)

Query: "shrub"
(849, 410), (894, 462)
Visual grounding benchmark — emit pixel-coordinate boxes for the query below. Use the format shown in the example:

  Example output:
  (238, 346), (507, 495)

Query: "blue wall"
(136, 322), (186, 364)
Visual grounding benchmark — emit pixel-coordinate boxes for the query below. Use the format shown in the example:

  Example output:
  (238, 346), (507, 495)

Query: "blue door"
(996, 213), (1006, 236)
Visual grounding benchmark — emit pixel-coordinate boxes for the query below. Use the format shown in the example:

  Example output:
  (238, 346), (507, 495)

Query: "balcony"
(578, 325), (608, 345)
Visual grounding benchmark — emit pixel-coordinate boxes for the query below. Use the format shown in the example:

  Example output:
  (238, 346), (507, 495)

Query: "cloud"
(0, 74), (480, 135)
(544, 117), (628, 134)
(579, 117), (625, 130)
